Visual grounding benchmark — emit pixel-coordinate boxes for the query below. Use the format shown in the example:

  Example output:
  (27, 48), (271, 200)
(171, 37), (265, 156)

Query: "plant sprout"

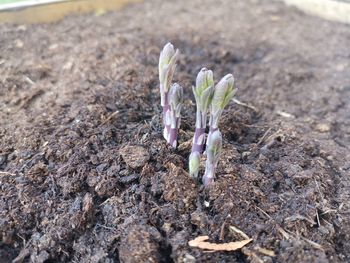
(202, 73), (235, 185)
(189, 68), (214, 178)
(208, 74), (235, 135)
(159, 42), (179, 143)
(158, 42), (237, 183)
(189, 151), (200, 179)
(164, 83), (183, 148)
(202, 129), (222, 186)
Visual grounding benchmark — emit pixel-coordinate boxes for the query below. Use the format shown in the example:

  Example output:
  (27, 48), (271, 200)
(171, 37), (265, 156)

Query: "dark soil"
(1, 0), (350, 262)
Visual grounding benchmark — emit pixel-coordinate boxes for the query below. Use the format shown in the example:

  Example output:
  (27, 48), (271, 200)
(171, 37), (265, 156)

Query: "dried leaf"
(188, 236), (252, 251)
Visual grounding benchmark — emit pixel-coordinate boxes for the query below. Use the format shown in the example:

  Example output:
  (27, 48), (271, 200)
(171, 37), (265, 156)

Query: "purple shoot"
(189, 68), (214, 178)
(208, 74), (235, 136)
(159, 43), (179, 138)
(164, 83), (183, 148)
(203, 129), (222, 186)
(202, 74), (234, 185)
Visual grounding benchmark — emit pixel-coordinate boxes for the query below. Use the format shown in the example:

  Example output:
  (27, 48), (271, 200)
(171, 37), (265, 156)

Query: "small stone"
(184, 254), (196, 263)
(120, 145), (150, 169)
(315, 123), (331, 133)
(162, 222), (172, 233)
(15, 39), (24, 48)
(242, 151), (251, 158)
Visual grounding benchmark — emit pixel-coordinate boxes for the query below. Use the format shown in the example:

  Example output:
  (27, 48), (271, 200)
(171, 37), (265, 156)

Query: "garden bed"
(0, 0), (349, 262)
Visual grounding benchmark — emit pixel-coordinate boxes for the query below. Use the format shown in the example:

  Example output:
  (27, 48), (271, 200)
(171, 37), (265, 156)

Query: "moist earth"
(0, 0), (350, 262)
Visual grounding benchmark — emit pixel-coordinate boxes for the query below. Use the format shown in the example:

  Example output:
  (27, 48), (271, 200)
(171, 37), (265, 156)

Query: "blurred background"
(0, 0), (142, 23)
(0, 0), (349, 24)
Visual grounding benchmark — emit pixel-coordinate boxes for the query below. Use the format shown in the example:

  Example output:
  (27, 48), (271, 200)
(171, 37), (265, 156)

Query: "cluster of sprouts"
(158, 42), (236, 185)
(158, 43), (183, 148)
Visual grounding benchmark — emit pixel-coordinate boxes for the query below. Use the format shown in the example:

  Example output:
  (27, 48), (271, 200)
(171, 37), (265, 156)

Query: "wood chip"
(277, 227), (291, 240)
(232, 98), (258, 112)
(276, 110), (295, 118)
(315, 123), (331, 133)
(284, 214), (316, 226)
(188, 236), (252, 252)
(229, 225), (250, 240)
(101, 110), (120, 125)
(257, 247), (275, 257)
(301, 236), (324, 250)
(0, 171), (16, 176)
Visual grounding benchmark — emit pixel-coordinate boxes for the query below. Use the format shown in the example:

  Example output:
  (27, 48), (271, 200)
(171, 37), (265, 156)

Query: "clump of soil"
(1, 0), (350, 262)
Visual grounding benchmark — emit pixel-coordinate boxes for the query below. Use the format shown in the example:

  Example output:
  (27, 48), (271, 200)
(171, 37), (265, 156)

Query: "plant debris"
(188, 236), (252, 252)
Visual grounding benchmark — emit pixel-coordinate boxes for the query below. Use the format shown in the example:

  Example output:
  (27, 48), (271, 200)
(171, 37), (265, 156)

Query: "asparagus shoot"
(159, 42), (179, 143)
(189, 68), (214, 178)
(208, 74), (235, 135)
(165, 83), (183, 148)
(203, 129), (222, 185)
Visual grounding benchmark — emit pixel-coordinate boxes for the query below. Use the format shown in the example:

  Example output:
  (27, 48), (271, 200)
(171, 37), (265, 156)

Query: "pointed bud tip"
(164, 42), (174, 48)
(160, 42), (177, 63)
(162, 42), (175, 53)
(189, 152), (200, 177)
(210, 130), (222, 143)
(211, 73), (235, 111)
(195, 67), (214, 96)
(199, 67), (213, 77)
(168, 83), (183, 106)
(169, 83), (183, 93)
(222, 73), (234, 84)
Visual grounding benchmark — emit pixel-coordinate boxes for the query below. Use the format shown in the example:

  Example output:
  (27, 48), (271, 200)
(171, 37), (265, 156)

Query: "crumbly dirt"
(0, 0), (350, 262)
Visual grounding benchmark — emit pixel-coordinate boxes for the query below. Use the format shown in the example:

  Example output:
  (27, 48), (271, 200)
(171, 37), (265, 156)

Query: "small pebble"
(315, 123), (331, 133)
